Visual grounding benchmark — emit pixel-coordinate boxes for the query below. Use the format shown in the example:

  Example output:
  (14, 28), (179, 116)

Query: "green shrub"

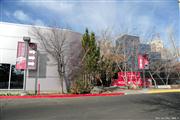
(70, 79), (93, 94)
(0, 93), (20, 96)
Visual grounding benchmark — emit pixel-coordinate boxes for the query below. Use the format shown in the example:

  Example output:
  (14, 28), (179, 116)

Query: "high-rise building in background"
(116, 34), (140, 70)
(150, 39), (164, 53)
(150, 35), (174, 60)
(138, 44), (151, 55)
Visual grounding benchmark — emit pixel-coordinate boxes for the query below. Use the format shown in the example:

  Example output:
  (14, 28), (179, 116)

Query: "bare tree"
(97, 28), (127, 86)
(31, 26), (69, 93)
(145, 27), (180, 86)
(99, 24), (180, 88)
(65, 39), (83, 88)
(99, 28), (125, 65)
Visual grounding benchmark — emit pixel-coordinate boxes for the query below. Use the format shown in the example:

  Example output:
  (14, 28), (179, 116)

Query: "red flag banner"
(138, 54), (149, 70)
(16, 42), (37, 70)
(138, 54), (144, 69)
(16, 42), (26, 70)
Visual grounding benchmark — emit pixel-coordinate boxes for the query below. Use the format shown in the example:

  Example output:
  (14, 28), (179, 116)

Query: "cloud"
(17, 0), (179, 43)
(13, 10), (30, 22)
(12, 10), (44, 26)
(34, 19), (45, 26)
(20, 0), (74, 14)
(66, 3), (117, 31)
(42, 1), (74, 13)
(65, 1), (158, 35)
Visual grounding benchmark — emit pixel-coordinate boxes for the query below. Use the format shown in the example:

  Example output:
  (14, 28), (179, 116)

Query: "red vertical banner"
(16, 42), (37, 70)
(138, 54), (149, 70)
(16, 42), (26, 70)
(138, 54), (144, 69)
(143, 54), (149, 69)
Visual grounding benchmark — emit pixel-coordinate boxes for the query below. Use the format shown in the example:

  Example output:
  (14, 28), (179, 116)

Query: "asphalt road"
(0, 93), (180, 120)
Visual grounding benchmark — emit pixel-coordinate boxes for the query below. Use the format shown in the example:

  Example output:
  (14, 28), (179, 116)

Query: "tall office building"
(115, 34), (140, 70)
(150, 39), (164, 53)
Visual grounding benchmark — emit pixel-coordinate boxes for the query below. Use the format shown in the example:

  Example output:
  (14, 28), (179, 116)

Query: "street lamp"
(23, 37), (30, 91)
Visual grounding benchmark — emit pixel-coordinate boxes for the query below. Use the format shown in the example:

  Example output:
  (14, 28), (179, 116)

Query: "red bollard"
(38, 83), (40, 95)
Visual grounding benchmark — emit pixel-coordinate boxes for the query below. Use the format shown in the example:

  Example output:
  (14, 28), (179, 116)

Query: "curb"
(0, 92), (124, 99)
(147, 89), (180, 94)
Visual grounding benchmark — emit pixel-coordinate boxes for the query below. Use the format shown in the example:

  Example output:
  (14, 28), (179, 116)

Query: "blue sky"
(0, 0), (179, 47)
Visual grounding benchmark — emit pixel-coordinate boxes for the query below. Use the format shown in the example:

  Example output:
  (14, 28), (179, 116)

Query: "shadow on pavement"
(132, 93), (180, 117)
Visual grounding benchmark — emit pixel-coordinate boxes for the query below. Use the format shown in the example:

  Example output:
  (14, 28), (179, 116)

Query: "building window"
(0, 63), (24, 89)
(0, 63), (10, 89)
(10, 65), (24, 89)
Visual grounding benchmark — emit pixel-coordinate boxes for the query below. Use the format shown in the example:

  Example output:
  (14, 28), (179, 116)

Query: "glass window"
(0, 63), (10, 89)
(10, 65), (24, 89)
(0, 64), (24, 89)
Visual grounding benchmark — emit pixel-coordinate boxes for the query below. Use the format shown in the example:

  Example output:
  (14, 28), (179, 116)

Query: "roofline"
(114, 34), (140, 41)
(0, 22), (82, 35)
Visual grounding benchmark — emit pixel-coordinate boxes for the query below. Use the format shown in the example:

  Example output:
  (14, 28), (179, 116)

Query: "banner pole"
(23, 37), (30, 92)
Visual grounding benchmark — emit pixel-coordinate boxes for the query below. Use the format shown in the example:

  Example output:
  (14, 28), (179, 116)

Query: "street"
(0, 93), (180, 120)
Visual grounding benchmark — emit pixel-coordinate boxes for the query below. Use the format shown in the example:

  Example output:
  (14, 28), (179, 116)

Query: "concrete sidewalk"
(147, 89), (180, 94)
(113, 88), (180, 95)
(0, 88), (180, 99)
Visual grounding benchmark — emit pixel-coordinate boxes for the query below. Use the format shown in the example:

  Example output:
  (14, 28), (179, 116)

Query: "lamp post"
(23, 37), (30, 91)
(178, 0), (180, 48)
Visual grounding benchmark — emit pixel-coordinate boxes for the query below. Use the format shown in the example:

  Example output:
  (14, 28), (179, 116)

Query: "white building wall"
(0, 22), (82, 92)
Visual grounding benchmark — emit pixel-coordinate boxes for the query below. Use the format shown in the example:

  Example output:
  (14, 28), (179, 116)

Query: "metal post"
(8, 64), (12, 90)
(35, 50), (39, 95)
(143, 69), (146, 88)
(123, 40), (127, 86)
(23, 37), (30, 91)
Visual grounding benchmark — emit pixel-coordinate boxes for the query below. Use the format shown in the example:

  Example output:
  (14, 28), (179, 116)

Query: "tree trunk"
(148, 71), (157, 88)
(166, 74), (170, 85)
(58, 62), (64, 94)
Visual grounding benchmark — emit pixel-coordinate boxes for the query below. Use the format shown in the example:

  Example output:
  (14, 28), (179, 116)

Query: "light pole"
(23, 37), (30, 91)
(179, 0), (180, 43)
(35, 50), (39, 95)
